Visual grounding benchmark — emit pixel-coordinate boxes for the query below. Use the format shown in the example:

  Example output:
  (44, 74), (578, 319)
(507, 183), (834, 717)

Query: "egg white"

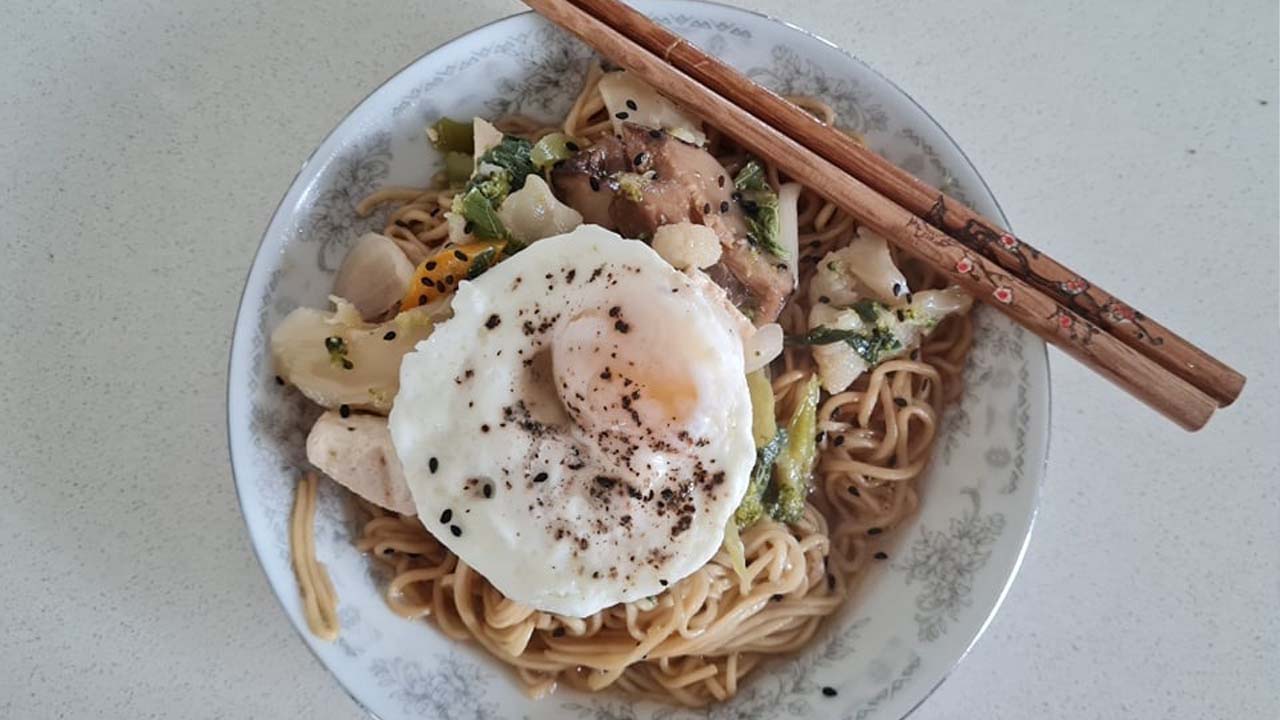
(389, 225), (754, 617)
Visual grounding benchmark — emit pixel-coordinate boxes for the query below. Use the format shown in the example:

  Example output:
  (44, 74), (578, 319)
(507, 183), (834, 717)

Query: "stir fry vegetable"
(734, 158), (785, 257)
(400, 240), (506, 310)
(428, 117), (474, 154)
(769, 375), (820, 524)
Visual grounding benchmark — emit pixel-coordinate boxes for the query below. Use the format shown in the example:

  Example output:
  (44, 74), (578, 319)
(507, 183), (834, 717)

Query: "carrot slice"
(401, 240), (504, 310)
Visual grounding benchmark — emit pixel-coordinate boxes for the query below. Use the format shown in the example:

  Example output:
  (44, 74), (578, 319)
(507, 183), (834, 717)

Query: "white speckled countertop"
(1, 0), (1276, 717)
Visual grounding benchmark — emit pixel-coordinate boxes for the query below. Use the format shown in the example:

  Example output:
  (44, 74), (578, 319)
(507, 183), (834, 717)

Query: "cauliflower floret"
(652, 222), (722, 270)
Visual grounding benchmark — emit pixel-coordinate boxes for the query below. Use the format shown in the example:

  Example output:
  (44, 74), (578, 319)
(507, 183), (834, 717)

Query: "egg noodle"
(290, 64), (973, 706)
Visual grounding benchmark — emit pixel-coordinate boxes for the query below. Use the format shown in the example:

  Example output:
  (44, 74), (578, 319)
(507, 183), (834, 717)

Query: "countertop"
(1, 0), (1276, 717)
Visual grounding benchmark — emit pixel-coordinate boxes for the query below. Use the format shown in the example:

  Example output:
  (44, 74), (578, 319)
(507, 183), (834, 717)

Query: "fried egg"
(389, 225), (754, 617)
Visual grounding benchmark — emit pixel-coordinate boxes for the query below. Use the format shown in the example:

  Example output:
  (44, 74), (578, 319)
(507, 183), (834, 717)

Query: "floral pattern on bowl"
(226, 3), (1050, 719)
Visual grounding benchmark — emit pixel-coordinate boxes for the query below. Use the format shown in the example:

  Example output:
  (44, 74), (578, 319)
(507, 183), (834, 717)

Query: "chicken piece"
(552, 124), (793, 322)
(306, 411), (415, 516)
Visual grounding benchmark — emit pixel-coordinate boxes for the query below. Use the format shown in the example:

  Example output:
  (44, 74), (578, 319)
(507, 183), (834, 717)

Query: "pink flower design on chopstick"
(1058, 314), (1073, 329)
(993, 287), (1013, 304)
(955, 257), (974, 274)
(999, 234), (1018, 249)
(1059, 278), (1087, 295)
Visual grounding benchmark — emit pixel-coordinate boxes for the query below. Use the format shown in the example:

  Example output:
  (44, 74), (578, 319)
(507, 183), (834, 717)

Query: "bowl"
(227, 2), (1050, 718)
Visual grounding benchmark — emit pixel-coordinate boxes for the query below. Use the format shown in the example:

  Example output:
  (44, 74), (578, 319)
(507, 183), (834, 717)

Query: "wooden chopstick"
(522, 0), (1219, 430)
(565, 0), (1245, 408)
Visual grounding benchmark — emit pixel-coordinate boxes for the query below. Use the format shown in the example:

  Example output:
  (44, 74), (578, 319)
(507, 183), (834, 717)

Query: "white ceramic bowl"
(227, 3), (1050, 718)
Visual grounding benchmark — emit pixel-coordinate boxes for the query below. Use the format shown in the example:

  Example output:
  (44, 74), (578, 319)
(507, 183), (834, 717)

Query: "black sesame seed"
(421, 276), (432, 286)
(910, 349), (921, 360)
(463, 221), (474, 235)
(648, 129), (662, 139)
(274, 375), (284, 386)
(425, 261), (437, 271)
(771, 593), (783, 602)
(834, 435), (846, 447)
(874, 551), (889, 560)
(625, 99), (638, 111)
(445, 274), (455, 285)
(892, 282), (903, 297)
(429, 457), (439, 474)
(717, 174), (725, 187)
(552, 627), (566, 637)
(719, 200), (730, 213)
(703, 202), (712, 214)
(589, 176), (601, 192)
(822, 686), (838, 697)
(419, 294), (428, 304)
(450, 524), (462, 537)
(633, 152), (648, 167)
(482, 483), (493, 498)
(659, 579), (668, 586)
(481, 424), (490, 433)
(867, 527), (883, 536)
(453, 250), (468, 262)
(533, 472), (548, 483)
(383, 330), (397, 341)
(341, 358), (354, 370)
(440, 509), (452, 524)
(896, 310), (906, 322)
(818, 295), (831, 304)
(848, 486), (861, 497)
(894, 397), (908, 408)
(615, 111), (630, 120)
(566, 141), (580, 152)
(905, 292), (914, 304)
(827, 573), (836, 590)
(338, 404), (351, 418)
(434, 280), (446, 293)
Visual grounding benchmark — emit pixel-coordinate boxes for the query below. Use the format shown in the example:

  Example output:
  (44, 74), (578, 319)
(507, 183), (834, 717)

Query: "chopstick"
(567, 0), (1246, 409)
(522, 0), (1222, 430)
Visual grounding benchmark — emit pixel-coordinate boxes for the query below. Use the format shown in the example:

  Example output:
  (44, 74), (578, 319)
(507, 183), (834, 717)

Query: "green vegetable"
(734, 159), (768, 193)
(428, 117), (474, 154)
(444, 151), (473, 187)
(770, 376), (820, 524)
(474, 136), (536, 193)
(733, 159), (785, 257)
(458, 188), (507, 241)
(788, 322), (903, 366)
(464, 246), (498, 280)
(851, 299), (880, 323)
(735, 428), (788, 528)
(722, 516), (750, 588)
(323, 335), (353, 370)
(471, 170), (510, 204)
(530, 132), (579, 171)
(746, 370), (777, 447)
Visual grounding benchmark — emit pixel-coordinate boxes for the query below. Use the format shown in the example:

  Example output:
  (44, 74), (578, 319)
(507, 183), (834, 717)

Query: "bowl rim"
(225, 3), (1051, 718)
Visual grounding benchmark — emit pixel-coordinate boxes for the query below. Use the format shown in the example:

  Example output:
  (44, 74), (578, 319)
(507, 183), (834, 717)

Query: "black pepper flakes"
(450, 524), (462, 537)
(274, 375), (284, 386)
(659, 579), (668, 586)
(383, 330), (397, 341)
(485, 314), (501, 329)
(339, 404), (351, 419)
(439, 508), (452, 524)
(614, 320), (630, 333)
(480, 424), (490, 433)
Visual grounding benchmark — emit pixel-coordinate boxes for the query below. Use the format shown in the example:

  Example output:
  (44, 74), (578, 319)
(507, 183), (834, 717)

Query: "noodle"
(291, 473), (340, 641)
(295, 69), (974, 706)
